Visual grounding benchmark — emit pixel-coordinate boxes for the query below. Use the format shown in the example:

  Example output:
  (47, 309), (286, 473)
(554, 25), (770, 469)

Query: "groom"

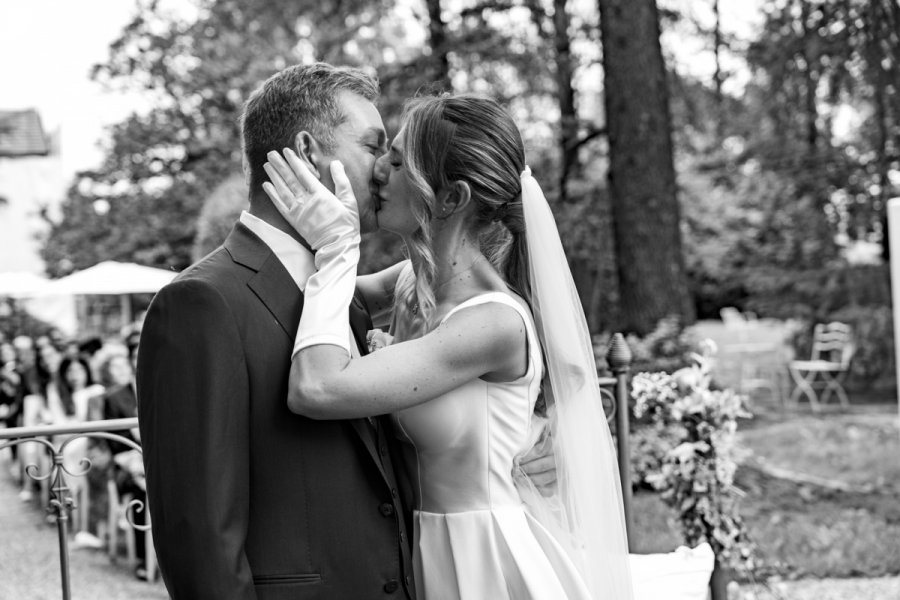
(137, 63), (414, 599)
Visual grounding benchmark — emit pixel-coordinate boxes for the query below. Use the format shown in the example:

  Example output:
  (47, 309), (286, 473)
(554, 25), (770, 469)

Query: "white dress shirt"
(239, 211), (361, 357)
(239, 211), (316, 291)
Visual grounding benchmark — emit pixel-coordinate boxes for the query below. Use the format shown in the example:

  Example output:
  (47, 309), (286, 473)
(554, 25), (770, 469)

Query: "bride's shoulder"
(440, 293), (529, 337)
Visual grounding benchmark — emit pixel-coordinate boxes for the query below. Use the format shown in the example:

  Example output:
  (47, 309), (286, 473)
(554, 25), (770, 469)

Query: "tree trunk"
(424, 0), (452, 91)
(598, 0), (694, 334)
(799, 0), (819, 153)
(553, 0), (578, 203)
(869, 0), (893, 262)
(712, 0), (723, 140)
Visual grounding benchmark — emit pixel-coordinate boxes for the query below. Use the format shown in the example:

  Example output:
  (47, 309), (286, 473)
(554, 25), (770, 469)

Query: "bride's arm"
(288, 302), (526, 419)
(261, 149), (524, 418)
(356, 261), (409, 329)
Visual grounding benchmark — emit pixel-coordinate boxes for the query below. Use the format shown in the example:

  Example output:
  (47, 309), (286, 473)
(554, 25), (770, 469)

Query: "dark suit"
(137, 222), (413, 599)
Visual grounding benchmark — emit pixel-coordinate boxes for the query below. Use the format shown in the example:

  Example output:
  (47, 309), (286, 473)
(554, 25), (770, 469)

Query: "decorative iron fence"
(0, 333), (646, 600)
(0, 417), (148, 600)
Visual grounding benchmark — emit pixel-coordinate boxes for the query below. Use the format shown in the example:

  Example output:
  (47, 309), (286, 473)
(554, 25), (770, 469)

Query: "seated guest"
(37, 343), (68, 424)
(58, 357), (105, 423)
(57, 356), (107, 545)
(14, 336), (50, 501)
(0, 341), (24, 476)
(0, 341), (23, 427)
(90, 349), (149, 577)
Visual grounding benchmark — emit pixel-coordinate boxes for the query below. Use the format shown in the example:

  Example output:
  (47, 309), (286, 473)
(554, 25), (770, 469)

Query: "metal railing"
(0, 418), (147, 600)
(0, 335), (637, 600)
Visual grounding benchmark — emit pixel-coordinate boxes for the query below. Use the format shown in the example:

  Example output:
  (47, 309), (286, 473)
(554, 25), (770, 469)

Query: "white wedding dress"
(391, 292), (593, 600)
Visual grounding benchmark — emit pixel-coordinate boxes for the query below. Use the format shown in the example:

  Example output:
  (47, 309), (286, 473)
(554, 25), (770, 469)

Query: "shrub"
(631, 349), (757, 574)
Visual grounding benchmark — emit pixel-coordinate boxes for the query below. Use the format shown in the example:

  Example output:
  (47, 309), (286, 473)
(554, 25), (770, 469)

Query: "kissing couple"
(137, 62), (633, 600)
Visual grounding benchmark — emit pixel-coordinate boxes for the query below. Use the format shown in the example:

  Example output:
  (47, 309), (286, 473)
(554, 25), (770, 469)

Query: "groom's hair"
(241, 63), (379, 190)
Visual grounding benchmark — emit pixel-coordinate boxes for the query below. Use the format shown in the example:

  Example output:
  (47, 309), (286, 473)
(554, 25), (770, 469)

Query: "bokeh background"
(1, 0), (899, 598)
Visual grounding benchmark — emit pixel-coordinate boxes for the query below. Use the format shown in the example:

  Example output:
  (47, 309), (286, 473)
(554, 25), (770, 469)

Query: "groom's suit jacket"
(137, 222), (414, 600)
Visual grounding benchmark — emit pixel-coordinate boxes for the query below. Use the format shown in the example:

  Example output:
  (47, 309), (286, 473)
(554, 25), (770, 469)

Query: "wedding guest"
(58, 357), (104, 422)
(94, 349), (149, 577)
(0, 341), (23, 428)
(0, 341), (24, 474)
(15, 336), (50, 502)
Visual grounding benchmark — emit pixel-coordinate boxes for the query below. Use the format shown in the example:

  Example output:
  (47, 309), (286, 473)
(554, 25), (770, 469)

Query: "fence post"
(607, 332), (633, 549)
(0, 419), (145, 600)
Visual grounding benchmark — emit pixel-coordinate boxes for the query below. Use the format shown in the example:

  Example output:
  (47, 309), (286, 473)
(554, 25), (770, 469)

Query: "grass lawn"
(629, 404), (900, 582)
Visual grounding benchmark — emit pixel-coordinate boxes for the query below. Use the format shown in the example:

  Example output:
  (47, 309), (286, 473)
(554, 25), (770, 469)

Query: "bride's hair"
(391, 94), (530, 338)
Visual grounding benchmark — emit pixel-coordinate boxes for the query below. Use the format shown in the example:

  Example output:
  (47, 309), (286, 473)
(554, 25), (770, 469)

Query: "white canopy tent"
(1, 262), (176, 337)
(0, 271), (51, 298)
(44, 261), (177, 296)
(0, 271), (75, 335)
(43, 261), (177, 335)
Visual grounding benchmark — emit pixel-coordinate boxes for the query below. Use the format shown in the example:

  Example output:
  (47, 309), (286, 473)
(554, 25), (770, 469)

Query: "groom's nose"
(373, 154), (389, 185)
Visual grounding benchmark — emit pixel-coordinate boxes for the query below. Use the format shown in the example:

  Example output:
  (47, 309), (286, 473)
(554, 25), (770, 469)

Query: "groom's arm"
(137, 278), (256, 600)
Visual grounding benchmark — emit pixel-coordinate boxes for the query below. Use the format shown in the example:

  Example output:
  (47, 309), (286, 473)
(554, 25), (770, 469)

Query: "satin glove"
(263, 149), (361, 357)
(263, 148), (360, 251)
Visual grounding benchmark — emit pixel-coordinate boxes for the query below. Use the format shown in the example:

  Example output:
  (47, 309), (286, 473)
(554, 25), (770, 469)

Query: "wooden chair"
(788, 322), (854, 411)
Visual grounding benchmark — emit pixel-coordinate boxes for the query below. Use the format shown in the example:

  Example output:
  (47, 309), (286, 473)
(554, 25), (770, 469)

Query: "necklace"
(411, 255), (486, 316)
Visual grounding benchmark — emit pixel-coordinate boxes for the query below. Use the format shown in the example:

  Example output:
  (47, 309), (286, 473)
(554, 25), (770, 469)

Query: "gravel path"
(0, 451), (168, 600)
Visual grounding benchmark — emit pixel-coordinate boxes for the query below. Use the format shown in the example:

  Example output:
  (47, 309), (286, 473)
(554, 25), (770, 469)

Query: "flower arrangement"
(631, 341), (758, 574)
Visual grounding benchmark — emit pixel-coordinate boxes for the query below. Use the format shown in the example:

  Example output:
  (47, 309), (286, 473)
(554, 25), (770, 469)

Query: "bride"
(263, 94), (633, 599)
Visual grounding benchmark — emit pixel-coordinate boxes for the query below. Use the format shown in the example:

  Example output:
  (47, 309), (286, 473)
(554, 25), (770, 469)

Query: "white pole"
(887, 198), (900, 442)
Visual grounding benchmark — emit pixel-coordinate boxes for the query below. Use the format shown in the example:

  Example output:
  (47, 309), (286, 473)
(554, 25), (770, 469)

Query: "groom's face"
(313, 91), (386, 234)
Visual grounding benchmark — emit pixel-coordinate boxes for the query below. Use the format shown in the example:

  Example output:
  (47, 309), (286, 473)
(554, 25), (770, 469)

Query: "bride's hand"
(262, 148), (360, 250)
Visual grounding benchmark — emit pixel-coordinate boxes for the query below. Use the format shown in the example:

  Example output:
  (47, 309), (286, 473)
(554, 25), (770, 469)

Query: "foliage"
(737, 263), (895, 390)
(36, 0), (900, 344)
(623, 316), (701, 374)
(746, 0), (900, 258)
(631, 347), (757, 574)
(41, 0), (404, 276)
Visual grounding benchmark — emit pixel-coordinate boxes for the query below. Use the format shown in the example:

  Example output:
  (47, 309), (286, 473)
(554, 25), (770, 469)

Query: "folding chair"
(788, 322), (854, 411)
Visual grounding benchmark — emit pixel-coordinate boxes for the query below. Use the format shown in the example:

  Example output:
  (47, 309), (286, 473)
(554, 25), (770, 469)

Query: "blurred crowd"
(0, 317), (150, 580)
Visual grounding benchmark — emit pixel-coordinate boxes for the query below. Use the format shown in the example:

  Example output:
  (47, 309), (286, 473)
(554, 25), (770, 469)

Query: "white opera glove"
(263, 149), (361, 358)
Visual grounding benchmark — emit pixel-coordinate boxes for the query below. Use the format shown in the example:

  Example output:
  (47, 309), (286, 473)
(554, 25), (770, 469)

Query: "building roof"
(0, 109), (50, 157)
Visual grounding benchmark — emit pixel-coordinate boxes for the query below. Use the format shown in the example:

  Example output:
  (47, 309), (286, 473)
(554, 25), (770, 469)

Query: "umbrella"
(0, 271), (50, 298)
(45, 261), (177, 296)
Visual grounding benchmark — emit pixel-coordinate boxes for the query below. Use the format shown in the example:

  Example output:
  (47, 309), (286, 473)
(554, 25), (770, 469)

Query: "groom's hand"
(518, 426), (557, 497)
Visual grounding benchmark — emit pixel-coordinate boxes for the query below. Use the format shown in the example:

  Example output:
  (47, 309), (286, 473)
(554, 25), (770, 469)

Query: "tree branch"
(567, 125), (607, 152)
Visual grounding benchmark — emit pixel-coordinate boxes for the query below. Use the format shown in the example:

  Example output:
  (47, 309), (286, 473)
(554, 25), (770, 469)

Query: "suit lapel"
(247, 255), (303, 338)
(225, 223), (303, 339)
(225, 221), (390, 481)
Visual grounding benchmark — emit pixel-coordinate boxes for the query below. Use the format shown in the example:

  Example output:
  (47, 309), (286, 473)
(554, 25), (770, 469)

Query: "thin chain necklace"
(411, 254), (485, 315)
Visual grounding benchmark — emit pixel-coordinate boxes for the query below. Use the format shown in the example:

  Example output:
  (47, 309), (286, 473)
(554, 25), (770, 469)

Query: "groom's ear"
(293, 131), (323, 180)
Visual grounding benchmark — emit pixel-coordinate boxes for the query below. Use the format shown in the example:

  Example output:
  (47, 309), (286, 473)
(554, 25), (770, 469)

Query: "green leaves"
(631, 347), (757, 574)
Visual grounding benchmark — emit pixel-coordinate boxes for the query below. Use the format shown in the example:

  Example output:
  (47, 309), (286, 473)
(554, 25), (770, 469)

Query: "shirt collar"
(239, 211), (315, 291)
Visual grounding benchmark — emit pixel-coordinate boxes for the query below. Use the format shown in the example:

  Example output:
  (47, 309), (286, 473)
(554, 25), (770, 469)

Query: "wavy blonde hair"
(390, 94), (529, 340)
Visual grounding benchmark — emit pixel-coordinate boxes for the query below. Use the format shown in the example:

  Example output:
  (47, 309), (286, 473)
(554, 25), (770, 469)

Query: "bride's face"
(372, 127), (421, 236)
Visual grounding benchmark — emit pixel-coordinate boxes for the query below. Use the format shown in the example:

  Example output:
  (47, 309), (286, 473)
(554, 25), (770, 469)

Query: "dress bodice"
(391, 292), (543, 514)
